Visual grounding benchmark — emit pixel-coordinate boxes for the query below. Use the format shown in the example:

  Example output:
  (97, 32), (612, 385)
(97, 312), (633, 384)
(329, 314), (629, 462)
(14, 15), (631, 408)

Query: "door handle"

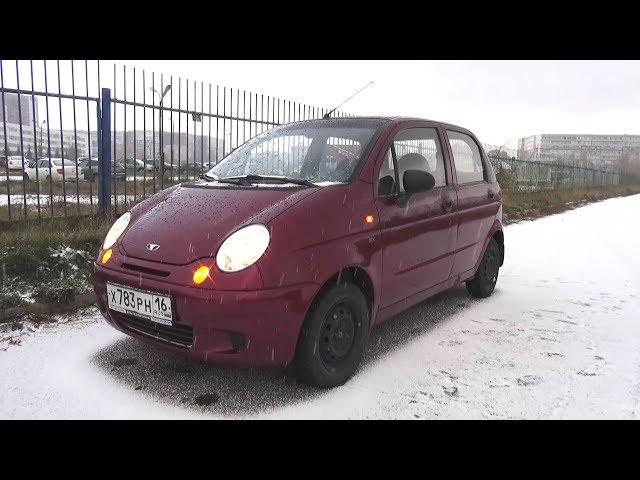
(442, 199), (453, 212)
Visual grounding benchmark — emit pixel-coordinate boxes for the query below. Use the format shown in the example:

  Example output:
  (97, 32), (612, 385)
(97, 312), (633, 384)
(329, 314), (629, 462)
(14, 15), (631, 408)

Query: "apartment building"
(0, 122), (95, 158)
(517, 134), (640, 167)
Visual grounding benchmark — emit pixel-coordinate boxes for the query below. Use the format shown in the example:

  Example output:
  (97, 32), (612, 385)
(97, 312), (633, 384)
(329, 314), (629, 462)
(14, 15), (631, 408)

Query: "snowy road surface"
(1, 194), (639, 419)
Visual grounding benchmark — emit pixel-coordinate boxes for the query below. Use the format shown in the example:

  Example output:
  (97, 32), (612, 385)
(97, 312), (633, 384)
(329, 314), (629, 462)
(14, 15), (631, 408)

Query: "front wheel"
(291, 283), (370, 388)
(466, 238), (501, 298)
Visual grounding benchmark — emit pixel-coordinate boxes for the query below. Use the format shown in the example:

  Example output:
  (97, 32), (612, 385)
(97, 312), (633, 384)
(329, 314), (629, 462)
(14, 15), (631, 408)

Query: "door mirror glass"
(403, 169), (435, 194)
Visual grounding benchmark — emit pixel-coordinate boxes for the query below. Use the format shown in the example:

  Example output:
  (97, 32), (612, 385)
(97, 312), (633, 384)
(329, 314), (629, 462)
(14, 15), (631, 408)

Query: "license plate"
(106, 282), (173, 325)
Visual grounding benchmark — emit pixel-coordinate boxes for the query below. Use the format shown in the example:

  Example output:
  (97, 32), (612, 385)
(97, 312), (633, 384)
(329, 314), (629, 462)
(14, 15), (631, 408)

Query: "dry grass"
(502, 184), (640, 224)
(0, 215), (112, 250)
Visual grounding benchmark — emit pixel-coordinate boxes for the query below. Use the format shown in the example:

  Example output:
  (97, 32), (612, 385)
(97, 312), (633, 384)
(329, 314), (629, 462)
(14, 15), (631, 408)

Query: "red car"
(92, 117), (504, 388)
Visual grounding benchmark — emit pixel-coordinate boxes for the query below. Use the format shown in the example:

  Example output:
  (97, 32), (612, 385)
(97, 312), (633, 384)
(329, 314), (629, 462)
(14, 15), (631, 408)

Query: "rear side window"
(447, 130), (485, 184)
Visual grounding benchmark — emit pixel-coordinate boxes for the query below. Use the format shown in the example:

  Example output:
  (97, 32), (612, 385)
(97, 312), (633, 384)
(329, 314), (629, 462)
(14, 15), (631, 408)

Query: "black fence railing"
(488, 156), (621, 191)
(1, 60), (632, 223)
(1, 60), (345, 222)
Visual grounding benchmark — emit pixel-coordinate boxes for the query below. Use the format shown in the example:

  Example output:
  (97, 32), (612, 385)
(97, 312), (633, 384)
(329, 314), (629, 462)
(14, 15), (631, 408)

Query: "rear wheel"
(466, 238), (501, 298)
(291, 283), (370, 388)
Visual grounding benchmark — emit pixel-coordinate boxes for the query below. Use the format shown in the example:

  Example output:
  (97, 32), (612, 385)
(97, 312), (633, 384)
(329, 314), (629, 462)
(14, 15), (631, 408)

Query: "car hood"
(120, 182), (319, 265)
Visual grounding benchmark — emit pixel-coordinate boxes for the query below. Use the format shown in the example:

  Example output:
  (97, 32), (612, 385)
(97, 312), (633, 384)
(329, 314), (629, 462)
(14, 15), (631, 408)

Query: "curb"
(0, 292), (96, 322)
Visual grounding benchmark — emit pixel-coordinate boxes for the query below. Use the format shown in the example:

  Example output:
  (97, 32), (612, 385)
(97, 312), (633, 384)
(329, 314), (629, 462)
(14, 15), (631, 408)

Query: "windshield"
(206, 125), (378, 184)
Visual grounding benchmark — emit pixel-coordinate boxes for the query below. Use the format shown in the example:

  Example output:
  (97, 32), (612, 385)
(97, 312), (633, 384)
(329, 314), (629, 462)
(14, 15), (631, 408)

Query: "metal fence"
(0, 59), (630, 224)
(488, 156), (620, 191)
(1, 60), (345, 222)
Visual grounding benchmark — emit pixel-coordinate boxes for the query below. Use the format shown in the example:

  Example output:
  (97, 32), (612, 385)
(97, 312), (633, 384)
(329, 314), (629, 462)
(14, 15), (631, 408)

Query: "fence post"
(99, 88), (112, 215)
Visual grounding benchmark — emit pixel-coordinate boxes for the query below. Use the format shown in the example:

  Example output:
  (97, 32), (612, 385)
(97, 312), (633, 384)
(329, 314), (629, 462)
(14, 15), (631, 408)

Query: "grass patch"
(0, 215), (113, 316)
(502, 184), (640, 223)
(33, 281), (84, 305)
(0, 290), (24, 310)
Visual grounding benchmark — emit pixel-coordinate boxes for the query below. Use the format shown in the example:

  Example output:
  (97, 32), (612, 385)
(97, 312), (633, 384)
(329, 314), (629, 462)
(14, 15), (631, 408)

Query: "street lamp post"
(150, 84), (171, 188)
(40, 120), (46, 156)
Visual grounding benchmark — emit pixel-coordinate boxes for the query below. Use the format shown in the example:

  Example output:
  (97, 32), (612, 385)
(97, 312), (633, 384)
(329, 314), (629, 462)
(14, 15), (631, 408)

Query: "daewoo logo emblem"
(146, 243), (160, 252)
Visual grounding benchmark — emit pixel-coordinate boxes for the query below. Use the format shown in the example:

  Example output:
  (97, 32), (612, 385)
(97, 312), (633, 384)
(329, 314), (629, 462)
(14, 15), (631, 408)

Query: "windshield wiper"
(199, 172), (245, 185)
(220, 174), (318, 187)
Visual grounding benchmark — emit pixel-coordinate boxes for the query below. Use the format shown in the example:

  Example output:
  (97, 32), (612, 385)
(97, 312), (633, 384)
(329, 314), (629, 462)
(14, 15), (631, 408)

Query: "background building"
(0, 92), (38, 126)
(1, 122), (95, 159)
(517, 134), (640, 168)
(111, 130), (225, 164)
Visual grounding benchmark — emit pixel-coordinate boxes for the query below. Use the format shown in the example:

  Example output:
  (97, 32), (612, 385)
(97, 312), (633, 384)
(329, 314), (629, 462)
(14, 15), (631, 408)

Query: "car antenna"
(323, 81), (374, 119)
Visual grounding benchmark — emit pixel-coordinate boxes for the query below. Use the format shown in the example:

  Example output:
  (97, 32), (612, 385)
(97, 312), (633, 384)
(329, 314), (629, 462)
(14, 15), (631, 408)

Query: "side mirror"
(403, 169), (435, 194)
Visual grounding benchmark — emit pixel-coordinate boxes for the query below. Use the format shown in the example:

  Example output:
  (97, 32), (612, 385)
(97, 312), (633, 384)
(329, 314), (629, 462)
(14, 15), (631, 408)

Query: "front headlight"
(103, 212), (131, 249)
(216, 224), (270, 273)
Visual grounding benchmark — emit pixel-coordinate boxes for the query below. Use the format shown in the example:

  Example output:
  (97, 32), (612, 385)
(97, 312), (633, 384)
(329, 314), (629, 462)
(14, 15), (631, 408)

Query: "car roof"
(279, 116), (474, 134)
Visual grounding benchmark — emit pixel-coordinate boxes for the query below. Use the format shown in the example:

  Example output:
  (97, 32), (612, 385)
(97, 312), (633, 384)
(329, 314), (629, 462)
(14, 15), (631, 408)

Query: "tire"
(291, 283), (370, 388)
(466, 238), (501, 298)
(23, 173), (31, 182)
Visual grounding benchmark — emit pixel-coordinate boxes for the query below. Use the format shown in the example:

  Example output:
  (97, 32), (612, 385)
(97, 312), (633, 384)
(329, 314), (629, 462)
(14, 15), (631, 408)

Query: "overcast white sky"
(122, 60), (640, 148)
(5, 60), (640, 149)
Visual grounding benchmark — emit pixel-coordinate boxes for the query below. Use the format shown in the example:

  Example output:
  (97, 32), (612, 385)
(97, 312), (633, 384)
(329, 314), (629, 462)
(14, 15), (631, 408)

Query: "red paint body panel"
(91, 117), (503, 369)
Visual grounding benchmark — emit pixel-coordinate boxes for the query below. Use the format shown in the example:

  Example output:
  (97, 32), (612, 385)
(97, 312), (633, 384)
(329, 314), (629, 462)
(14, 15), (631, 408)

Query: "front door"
(375, 126), (458, 308)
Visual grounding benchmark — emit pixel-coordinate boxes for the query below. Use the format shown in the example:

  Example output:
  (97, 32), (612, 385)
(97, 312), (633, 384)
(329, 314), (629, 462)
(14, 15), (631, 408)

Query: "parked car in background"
(116, 158), (155, 175)
(7, 156), (26, 170)
(23, 157), (79, 182)
(79, 158), (126, 182)
(146, 156), (206, 178)
(92, 116), (504, 388)
(77, 156), (96, 166)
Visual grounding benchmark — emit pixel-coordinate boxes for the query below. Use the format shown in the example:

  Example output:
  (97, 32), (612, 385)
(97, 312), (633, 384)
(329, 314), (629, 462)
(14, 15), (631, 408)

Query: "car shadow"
(89, 284), (473, 417)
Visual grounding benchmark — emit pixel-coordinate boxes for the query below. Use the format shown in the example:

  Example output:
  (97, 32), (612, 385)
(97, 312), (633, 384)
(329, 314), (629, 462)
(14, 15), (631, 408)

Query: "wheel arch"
(492, 229), (505, 266)
(307, 265), (376, 329)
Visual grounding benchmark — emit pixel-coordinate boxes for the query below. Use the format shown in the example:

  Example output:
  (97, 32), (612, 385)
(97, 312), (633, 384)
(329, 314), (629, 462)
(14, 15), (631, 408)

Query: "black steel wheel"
(291, 283), (369, 388)
(466, 238), (501, 298)
(319, 302), (357, 368)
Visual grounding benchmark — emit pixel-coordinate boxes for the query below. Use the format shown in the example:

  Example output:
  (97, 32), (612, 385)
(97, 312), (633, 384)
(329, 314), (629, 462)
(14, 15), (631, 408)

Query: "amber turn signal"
(193, 265), (210, 285)
(365, 215), (375, 224)
(101, 248), (112, 264)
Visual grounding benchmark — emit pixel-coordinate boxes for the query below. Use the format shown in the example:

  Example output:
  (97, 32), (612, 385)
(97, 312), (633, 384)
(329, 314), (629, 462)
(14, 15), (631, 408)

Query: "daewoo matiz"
(92, 117), (504, 388)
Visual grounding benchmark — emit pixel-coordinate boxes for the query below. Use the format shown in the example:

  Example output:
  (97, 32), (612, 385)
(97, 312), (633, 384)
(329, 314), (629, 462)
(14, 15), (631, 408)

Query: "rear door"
(445, 129), (500, 277)
(375, 124), (458, 308)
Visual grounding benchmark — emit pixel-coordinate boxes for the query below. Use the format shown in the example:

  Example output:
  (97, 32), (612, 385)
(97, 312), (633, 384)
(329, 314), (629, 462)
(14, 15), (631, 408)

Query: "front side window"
(377, 127), (447, 195)
(207, 125), (378, 185)
(447, 130), (485, 184)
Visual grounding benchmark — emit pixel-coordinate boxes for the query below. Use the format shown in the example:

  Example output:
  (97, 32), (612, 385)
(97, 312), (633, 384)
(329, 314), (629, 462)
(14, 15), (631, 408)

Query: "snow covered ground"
(1, 194), (130, 207)
(1, 194), (639, 419)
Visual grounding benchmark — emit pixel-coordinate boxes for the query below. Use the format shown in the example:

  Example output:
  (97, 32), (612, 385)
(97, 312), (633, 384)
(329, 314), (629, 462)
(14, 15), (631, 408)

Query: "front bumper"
(92, 261), (318, 368)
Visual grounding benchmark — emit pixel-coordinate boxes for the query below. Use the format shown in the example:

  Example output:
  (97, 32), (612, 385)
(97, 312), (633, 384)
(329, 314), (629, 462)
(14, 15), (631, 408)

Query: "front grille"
(114, 312), (193, 348)
(121, 263), (170, 277)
